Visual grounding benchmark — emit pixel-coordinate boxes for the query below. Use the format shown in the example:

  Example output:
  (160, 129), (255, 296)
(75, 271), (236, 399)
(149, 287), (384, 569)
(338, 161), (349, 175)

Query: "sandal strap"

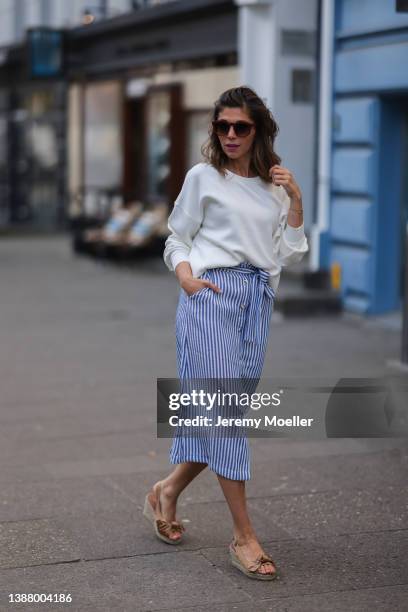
(231, 541), (276, 574)
(256, 552), (274, 564)
(156, 518), (185, 538)
(170, 521), (186, 534)
(249, 553), (276, 574)
(253, 553), (276, 571)
(156, 519), (171, 537)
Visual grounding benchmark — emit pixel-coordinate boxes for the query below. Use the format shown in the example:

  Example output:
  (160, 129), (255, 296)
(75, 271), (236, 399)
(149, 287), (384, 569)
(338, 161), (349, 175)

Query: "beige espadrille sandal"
(143, 482), (185, 545)
(229, 538), (278, 580)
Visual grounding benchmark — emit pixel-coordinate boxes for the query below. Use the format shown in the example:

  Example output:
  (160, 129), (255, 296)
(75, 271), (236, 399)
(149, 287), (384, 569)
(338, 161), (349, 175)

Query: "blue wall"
(329, 0), (408, 314)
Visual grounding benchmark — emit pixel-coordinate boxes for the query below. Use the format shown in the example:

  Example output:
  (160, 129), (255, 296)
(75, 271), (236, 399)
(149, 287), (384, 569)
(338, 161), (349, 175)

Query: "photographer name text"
(169, 415), (314, 428)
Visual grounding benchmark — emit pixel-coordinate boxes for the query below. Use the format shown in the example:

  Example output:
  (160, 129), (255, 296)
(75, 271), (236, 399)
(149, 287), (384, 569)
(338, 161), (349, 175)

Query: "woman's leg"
(216, 474), (276, 575)
(150, 461), (208, 524)
(215, 270), (276, 573)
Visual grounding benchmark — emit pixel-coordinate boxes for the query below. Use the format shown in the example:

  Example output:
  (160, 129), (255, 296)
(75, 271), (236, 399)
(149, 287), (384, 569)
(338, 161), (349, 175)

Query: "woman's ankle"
(158, 480), (179, 502)
(233, 529), (257, 546)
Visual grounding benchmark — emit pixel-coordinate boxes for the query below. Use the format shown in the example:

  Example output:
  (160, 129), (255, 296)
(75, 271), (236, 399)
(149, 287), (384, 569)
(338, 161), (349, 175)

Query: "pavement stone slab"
(257, 585), (408, 612)
(0, 519), (81, 570)
(57, 509), (179, 560)
(0, 477), (135, 522)
(0, 551), (250, 612)
(107, 469), (227, 506)
(0, 432), (165, 466)
(248, 484), (408, 539)
(0, 413), (147, 441)
(249, 437), (408, 461)
(167, 584), (408, 612)
(0, 464), (52, 486)
(248, 447), (408, 498)
(200, 530), (408, 600)
(42, 452), (171, 480)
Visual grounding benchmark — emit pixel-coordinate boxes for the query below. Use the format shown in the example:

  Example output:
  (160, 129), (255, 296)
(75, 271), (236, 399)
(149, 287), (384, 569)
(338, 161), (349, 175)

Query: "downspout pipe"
(310, 0), (335, 270)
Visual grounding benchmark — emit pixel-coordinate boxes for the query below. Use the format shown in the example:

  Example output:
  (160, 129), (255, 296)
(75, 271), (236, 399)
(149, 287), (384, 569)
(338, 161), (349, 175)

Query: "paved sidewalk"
(0, 236), (407, 612)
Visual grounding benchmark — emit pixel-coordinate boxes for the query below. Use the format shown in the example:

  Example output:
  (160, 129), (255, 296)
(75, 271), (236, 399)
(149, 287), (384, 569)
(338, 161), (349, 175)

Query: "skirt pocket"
(186, 270), (211, 300)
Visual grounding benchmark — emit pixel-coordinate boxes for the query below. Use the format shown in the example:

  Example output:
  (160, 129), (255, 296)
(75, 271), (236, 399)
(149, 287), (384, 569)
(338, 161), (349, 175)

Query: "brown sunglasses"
(212, 120), (255, 138)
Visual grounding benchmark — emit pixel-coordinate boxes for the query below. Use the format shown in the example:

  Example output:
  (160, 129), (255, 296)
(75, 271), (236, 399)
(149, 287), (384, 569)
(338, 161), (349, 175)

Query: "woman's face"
(215, 106), (256, 161)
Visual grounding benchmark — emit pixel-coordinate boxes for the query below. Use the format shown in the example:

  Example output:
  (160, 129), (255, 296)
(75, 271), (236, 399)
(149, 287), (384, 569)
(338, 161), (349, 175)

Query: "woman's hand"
(175, 261), (221, 296)
(269, 164), (304, 228)
(181, 278), (221, 297)
(269, 165), (302, 201)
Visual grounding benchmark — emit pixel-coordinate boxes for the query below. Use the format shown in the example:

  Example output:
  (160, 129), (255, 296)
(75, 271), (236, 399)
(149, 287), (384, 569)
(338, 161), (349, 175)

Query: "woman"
(143, 86), (308, 580)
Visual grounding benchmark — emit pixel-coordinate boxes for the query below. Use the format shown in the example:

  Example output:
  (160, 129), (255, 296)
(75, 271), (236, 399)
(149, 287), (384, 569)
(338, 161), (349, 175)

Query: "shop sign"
(27, 28), (65, 79)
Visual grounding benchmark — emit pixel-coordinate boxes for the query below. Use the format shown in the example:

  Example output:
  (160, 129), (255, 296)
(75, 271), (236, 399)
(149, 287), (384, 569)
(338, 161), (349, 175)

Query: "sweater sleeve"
(272, 186), (309, 267)
(163, 165), (204, 273)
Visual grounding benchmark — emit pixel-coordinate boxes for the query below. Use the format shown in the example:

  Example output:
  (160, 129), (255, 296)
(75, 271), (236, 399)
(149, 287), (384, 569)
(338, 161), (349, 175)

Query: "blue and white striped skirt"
(170, 261), (275, 480)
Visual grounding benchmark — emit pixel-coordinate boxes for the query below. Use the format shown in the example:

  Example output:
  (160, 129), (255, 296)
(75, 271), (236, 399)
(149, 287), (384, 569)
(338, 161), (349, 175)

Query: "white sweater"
(163, 162), (309, 294)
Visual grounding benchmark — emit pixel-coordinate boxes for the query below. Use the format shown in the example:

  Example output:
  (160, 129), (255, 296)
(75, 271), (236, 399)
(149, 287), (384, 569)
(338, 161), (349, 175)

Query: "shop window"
(291, 69), (314, 104)
(146, 90), (171, 200)
(11, 86), (65, 228)
(84, 81), (122, 190)
(187, 111), (211, 168)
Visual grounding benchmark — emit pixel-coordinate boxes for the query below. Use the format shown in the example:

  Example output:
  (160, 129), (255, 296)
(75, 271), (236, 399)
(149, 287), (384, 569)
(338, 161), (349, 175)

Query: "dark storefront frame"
(0, 43), (67, 231)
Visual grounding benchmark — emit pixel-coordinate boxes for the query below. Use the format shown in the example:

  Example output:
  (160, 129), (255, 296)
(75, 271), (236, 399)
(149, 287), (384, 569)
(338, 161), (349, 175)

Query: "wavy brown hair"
(201, 86), (281, 183)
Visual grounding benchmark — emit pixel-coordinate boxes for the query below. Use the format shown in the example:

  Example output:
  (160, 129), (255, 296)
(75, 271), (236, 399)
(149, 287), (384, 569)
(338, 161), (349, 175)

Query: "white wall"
(0, 0), (15, 46)
(274, 0), (317, 232)
(236, 0), (318, 231)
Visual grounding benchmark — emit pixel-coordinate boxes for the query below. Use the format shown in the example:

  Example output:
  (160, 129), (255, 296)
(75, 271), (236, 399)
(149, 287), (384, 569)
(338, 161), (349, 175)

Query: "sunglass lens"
(234, 122), (251, 137)
(215, 121), (230, 136)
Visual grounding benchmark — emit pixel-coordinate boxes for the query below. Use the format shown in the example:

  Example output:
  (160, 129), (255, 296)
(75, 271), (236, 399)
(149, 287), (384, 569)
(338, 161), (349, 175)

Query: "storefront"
(0, 0), (238, 231)
(0, 38), (67, 231)
(66, 0), (239, 220)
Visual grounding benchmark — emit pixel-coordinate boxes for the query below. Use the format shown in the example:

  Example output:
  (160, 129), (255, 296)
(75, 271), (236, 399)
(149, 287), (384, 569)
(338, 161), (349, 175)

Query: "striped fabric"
(170, 261), (275, 480)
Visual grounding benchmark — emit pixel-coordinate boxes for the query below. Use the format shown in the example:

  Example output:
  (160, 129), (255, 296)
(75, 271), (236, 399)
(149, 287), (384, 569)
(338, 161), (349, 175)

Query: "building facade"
(0, 0), (238, 229)
(0, 0), (185, 229)
(315, 0), (408, 315)
(234, 0), (319, 233)
(1, 0), (319, 236)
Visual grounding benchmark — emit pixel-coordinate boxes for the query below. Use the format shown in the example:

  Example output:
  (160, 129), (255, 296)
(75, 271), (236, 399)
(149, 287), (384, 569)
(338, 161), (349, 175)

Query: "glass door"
(146, 89), (171, 202)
